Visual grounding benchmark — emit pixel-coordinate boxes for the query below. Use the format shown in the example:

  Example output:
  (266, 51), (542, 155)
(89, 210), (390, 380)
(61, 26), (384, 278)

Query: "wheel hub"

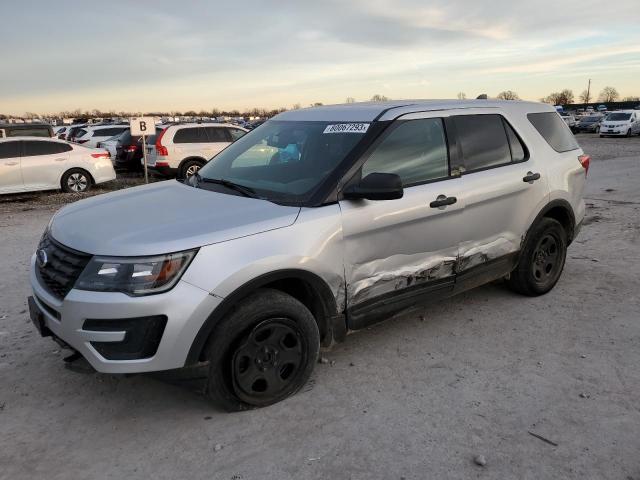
(231, 318), (305, 404)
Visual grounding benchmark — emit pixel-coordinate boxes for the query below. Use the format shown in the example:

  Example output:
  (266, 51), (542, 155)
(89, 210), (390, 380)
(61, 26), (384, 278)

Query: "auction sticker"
(323, 123), (370, 134)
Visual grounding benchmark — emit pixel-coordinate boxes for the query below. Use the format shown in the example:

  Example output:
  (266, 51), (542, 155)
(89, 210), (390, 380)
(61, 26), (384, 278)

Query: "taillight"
(91, 152), (110, 159)
(125, 145), (137, 152)
(578, 154), (590, 175)
(155, 129), (168, 156)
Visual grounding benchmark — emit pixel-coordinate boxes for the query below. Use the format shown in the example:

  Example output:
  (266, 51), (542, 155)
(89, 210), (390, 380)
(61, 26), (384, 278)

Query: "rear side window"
(0, 141), (20, 159)
(23, 141), (72, 156)
(453, 114), (512, 171)
(527, 112), (579, 152)
(503, 121), (527, 162)
(173, 127), (207, 143)
(94, 127), (127, 137)
(227, 128), (247, 141)
(204, 127), (229, 142)
(7, 127), (51, 138)
(362, 118), (449, 186)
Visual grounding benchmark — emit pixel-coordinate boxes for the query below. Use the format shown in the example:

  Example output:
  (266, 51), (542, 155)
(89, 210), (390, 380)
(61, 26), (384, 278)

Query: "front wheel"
(204, 289), (320, 411)
(507, 218), (567, 296)
(180, 159), (205, 179)
(61, 168), (92, 193)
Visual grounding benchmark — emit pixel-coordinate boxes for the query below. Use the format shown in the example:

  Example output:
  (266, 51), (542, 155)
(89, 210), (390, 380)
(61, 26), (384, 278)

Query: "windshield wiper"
(195, 174), (260, 199)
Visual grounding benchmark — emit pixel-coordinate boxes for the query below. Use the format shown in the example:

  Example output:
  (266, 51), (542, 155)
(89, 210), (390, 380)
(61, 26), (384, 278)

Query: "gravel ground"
(0, 133), (639, 480)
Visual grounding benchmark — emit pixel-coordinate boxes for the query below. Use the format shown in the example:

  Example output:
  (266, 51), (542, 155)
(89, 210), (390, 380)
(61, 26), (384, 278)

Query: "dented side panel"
(339, 179), (465, 307)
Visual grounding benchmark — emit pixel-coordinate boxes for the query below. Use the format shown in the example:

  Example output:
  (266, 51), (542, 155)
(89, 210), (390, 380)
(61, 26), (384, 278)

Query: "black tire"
(180, 159), (205, 179)
(507, 217), (567, 296)
(204, 288), (320, 411)
(61, 168), (92, 193)
(626, 129), (632, 137)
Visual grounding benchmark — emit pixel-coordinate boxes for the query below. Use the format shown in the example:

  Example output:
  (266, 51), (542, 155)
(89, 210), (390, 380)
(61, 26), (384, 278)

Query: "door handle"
(430, 195), (457, 208)
(54, 158), (65, 162)
(523, 171), (541, 183)
(4, 161), (19, 166)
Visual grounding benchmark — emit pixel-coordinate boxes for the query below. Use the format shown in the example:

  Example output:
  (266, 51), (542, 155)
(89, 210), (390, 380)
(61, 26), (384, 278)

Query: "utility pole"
(585, 78), (591, 107)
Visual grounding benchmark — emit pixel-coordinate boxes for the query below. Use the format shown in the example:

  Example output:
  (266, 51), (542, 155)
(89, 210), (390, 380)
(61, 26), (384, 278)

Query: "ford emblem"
(36, 249), (48, 268)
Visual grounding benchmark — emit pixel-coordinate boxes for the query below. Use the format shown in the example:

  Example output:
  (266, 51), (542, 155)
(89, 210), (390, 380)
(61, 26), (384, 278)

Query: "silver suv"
(28, 100), (589, 410)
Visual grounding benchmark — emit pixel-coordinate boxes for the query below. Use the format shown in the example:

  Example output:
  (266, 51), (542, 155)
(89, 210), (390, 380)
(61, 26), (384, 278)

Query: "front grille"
(36, 233), (91, 300)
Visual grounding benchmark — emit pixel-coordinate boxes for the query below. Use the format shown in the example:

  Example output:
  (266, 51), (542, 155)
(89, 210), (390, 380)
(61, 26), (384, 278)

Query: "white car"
(73, 125), (129, 148)
(147, 123), (248, 178)
(0, 137), (116, 194)
(559, 112), (577, 132)
(599, 110), (640, 137)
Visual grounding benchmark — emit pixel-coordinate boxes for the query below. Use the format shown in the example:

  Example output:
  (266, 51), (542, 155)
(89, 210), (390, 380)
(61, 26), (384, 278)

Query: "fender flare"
(524, 199), (577, 247)
(185, 269), (342, 365)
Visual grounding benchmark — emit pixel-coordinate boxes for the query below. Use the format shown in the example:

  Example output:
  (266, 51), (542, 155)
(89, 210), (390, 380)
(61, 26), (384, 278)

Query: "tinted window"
(503, 120), (526, 162)
(23, 140), (72, 156)
(228, 128), (247, 141)
(205, 127), (229, 142)
(528, 112), (579, 152)
(607, 113), (631, 121)
(7, 127), (51, 138)
(75, 129), (88, 138)
(362, 118), (449, 186)
(94, 127), (127, 137)
(454, 114), (511, 171)
(0, 141), (20, 159)
(173, 127), (207, 143)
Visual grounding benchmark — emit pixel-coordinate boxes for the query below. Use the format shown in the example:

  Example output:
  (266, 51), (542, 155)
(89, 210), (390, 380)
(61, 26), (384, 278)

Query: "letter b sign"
(130, 116), (155, 136)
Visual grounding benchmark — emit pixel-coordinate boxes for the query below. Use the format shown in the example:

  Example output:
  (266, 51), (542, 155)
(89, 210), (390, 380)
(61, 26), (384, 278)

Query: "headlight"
(75, 249), (197, 296)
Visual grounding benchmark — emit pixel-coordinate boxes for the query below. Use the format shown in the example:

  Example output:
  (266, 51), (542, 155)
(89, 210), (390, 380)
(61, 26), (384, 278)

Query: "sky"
(1, 0), (640, 115)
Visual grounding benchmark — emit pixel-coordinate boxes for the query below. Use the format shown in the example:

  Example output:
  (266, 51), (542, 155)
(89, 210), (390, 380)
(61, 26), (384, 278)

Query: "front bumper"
(29, 255), (221, 373)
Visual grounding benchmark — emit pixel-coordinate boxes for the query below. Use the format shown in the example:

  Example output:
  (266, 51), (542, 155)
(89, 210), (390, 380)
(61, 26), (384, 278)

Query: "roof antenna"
(476, 94), (488, 99)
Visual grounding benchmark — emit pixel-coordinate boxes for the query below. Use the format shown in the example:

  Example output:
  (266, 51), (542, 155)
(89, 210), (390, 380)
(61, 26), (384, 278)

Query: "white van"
(600, 110), (640, 137)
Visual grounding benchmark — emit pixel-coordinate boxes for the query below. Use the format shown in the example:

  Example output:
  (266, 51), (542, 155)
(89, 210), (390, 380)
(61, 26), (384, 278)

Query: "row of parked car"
(53, 121), (250, 178)
(559, 110), (640, 136)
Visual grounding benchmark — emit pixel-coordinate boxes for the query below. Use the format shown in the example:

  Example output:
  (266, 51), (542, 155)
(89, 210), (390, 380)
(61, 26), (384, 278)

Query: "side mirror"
(343, 172), (403, 201)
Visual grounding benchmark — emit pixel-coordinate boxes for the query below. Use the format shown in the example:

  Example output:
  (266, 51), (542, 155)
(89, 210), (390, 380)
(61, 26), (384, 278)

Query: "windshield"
(197, 120), (370, 203)
(583, 116), (600, 122)
(606, 113), (631, 121)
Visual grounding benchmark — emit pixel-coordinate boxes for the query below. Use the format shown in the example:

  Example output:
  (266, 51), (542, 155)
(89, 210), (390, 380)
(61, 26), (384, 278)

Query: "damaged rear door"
(339, 114), (465, 329)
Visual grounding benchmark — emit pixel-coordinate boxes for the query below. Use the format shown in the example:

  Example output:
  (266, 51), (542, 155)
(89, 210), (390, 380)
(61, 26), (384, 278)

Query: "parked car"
(147, 123), (248, 178)
(66, 124), (88, 143)
(597, 105), (607, 112)
(0, 123), (53, 138)
(599, 110), (640, 137)
(0, 137), (115, 194)
(559, 112), (577, 132)
(73, 124), (129, 148)
(28, 100), (587, 410)
(97, 131), (127, 162)
(53, 126), (68, 139)
(575, 115), (603, 133)
(114, 127), (165, 171)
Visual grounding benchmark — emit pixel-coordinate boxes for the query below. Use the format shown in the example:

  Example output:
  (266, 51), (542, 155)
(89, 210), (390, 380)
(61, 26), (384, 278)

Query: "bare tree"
(345, 97), (356, 103)
(599, 86), (619, 102)
(579, 90), (591, 104)
(543, 89), (574, 105)
(457, 92), (467, 100)
(291, 103), (301, 110)
(496, 90), (520, 100)
(370, 94), (389, 102)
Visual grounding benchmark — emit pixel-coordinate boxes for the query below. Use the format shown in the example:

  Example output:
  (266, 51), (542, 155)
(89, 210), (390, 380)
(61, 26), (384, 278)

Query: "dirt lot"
(1, 134), (639, 480)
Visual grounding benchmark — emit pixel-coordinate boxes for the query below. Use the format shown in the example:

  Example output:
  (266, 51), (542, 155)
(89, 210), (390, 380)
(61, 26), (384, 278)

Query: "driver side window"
(362, 118), (449, 186)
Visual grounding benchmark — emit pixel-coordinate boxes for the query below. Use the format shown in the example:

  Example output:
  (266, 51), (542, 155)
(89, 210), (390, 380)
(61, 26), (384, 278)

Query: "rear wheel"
(507, 218), (567, 296)
(61, 168), (92, 193)
(204, 289), (320, 411)
(180, 159), (205, 179)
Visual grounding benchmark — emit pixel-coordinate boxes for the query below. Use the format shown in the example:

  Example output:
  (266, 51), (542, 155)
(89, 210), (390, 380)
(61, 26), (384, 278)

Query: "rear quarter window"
(527, 112), (579, 152)
(173, 127), (207, 143)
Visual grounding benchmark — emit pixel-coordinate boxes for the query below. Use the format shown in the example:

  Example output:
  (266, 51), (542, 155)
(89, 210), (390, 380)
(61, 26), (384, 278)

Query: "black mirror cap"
(344, 172), (403, 201)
